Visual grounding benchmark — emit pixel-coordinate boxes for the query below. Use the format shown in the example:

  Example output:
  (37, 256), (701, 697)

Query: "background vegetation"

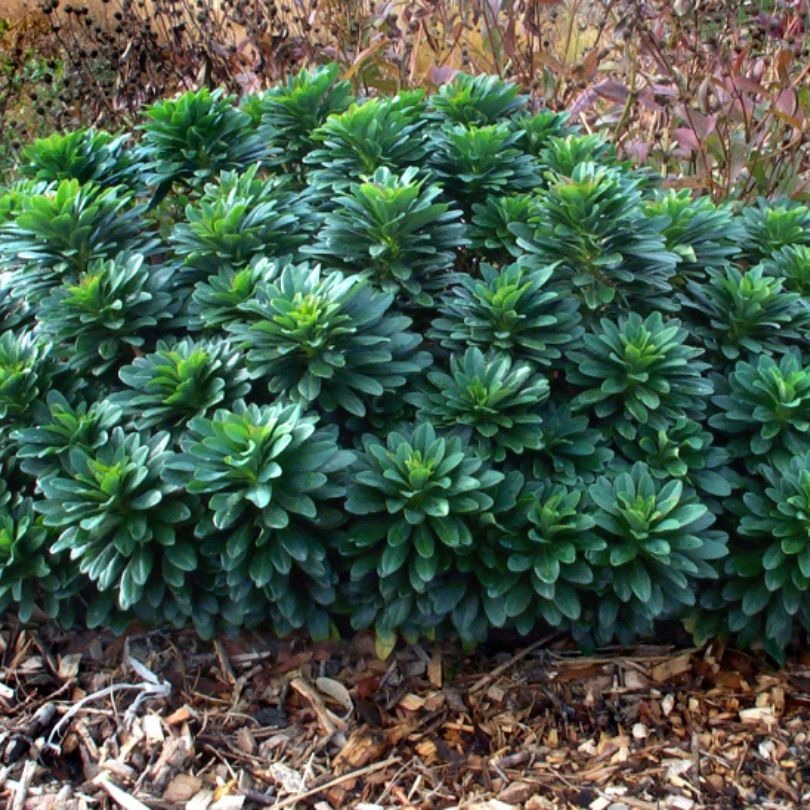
(0, 0), (808, 198)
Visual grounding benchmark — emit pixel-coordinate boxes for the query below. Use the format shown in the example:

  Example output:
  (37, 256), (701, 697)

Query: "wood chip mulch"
(1, 623), (809, 810)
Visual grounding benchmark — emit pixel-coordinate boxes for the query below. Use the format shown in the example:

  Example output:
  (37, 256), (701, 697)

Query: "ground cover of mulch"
(1, 622), (809, 810)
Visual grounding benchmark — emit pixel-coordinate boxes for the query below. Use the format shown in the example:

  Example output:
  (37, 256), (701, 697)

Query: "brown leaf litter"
(1, 622), (809, 809)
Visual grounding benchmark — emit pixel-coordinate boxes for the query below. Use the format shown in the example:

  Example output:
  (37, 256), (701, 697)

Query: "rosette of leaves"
(644, 190), (741, 282)
(568, 312), (712, 440)
(165, 401), (352, 638)
(407, 348), (549, 462)
(189, 257), (282, 332)
(430, 262), (583, 368)
(228, 263), (430, 417)
(760, 245), (810, 296)
(738, 200), (810, 264)
(141, 87), (269, 193)
(615, 418), (734, 501)
(509, 110), (575, 157)
(241, 63), (354, 167)
(304, 96), (427, 190)
(170, 166), (317, 283)
(513, 163), (679, 311)
(529, 402), (613, 486)
(309, 166), (467, 306)
(710, 351), (810, 464)
(426, 73), (528, 125)
(0, 329), (52, 427)
(37, 252), (173, 378)
(343, 422), (504, 625)
(112, 338), (251, 432)
(20, 129), (136, 189)
(427, 123), (540, 210)
(0, 180), (149, 301)
(0, 483), (61, 622)
(469, 193), (536, 261)
(580, 462), (727, 645)
(683, 265), (810, 362)
(12, 391), (122, 482)
(36, 428), (197, 615)
(725, 452), (810, 658)
(539, 133), (618, 175)
(491, 483), (606, 631)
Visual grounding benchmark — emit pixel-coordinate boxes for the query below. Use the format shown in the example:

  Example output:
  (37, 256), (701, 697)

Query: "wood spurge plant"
(1, 69), (810, 661)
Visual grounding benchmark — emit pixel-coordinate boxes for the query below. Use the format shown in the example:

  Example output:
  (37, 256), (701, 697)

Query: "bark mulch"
(1, 623), (809, 810)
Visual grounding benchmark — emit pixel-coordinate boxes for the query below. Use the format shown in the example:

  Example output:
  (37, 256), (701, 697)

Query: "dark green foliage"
(469, 194), (536, 260)
(304, 96), (427, 189)
(539, 133), (617, 175)
(165, 401), (352, 637)
(581, 463), (727, 645)
(710, 351), (810, 464)
(430, 262), (583, 368)
(0, 482), (61, 622)
(529, 402), (613, 486)
(37, 252), (173, 377)
(510, 110), (576, 157)
(426, 73), (528, 126)
(243, 64), (354, 166)
(723, 452), (810, 659)
(2, 70), (810, 658)
(141, 87), (268, 190)
(20, 129), (137, 189)
(615, 418), (734, 501)
(227, 263), (430, 416)
(343, 422), (503, 637)
(513, 163), (679, 311)
(683, 265), (810, 362)
(311, 166), (467, 305)
(37, 428), (197, 616)
(428, 123), (541, 209)
(760, 244), (810, 296)
(171, 166), (317, 282)
(189, 258), (281, 332)
(13, 391), (122, 481)
(645, 190), (741, 280)
(407, 348), (549, 462)
(0, 329), (51, 425)
(0, 180), (149, 298)
(567, 312), (712, 440)
(497, 483), (605, 630)
(112, 338), (252, 431)
(739, 200), (810, 263)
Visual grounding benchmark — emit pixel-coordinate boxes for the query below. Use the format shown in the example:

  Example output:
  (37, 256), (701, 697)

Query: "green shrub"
(227, 263), (429, 416)
(513, 162), (679, 311)
(0, 180), (149, 297)
(170, 165), (317, 282)
(141, 87), (268, 192)
(310, 166), (467, 306)
(242, 64), (354, 168)
(426, 73), (528, 126)
(1, 68), (809, 659)
(304, 96), (426, 190)
(20, 129), (137, 190)
(165, 401), (352, 637)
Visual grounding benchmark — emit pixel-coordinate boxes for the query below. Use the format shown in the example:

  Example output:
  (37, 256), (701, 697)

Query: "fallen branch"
(45, 643), (170, 753)
(469, 633), (559, 694)
(270, 756), (401, 809)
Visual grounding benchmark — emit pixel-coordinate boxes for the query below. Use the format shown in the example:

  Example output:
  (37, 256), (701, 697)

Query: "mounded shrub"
(1, 68), (809, 660)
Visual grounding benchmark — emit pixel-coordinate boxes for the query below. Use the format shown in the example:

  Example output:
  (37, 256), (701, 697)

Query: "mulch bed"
(1, 623), (809, 809)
